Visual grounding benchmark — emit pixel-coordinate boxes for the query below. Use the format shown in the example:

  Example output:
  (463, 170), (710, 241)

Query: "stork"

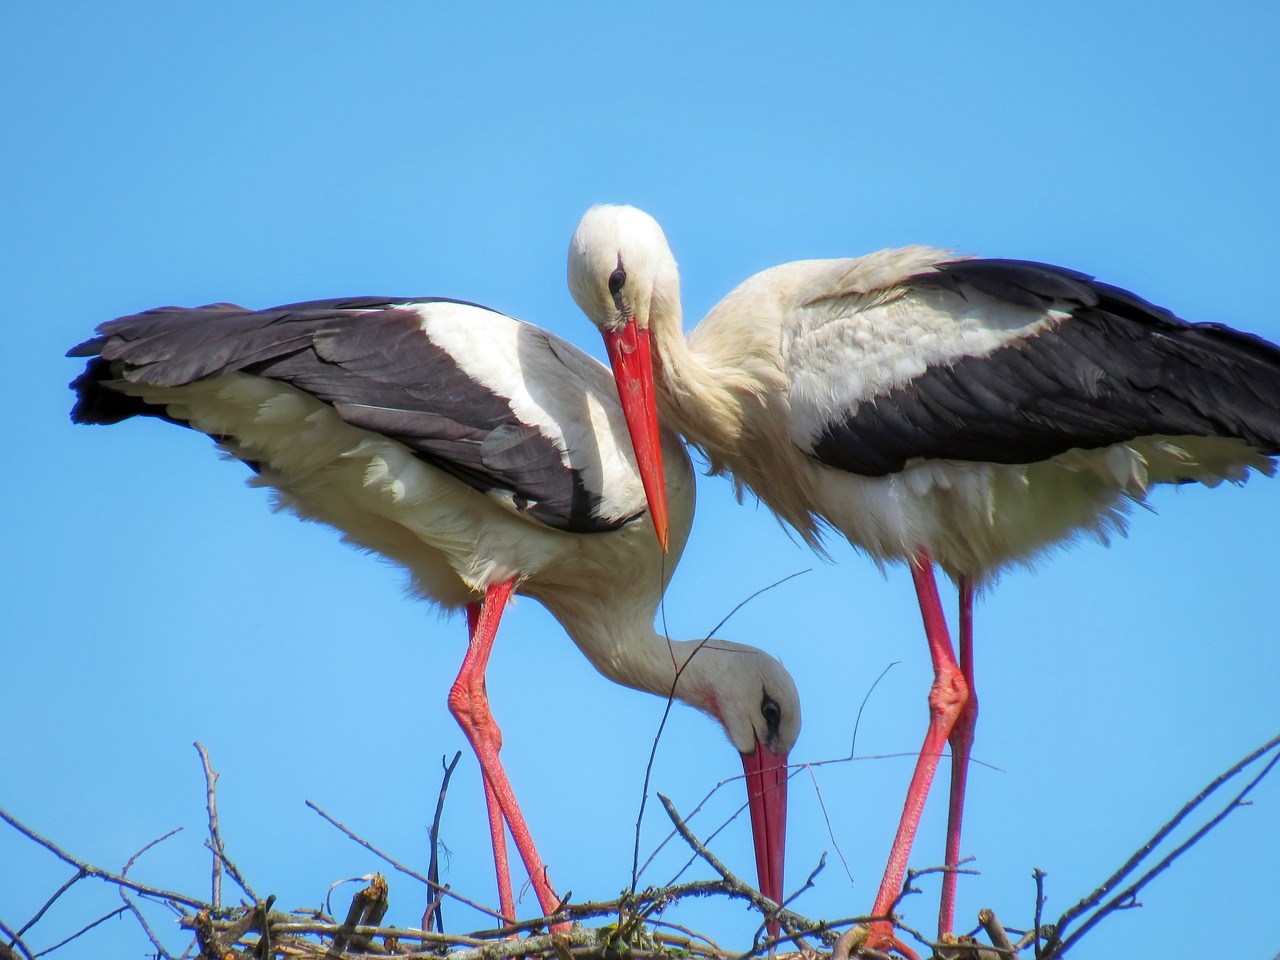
(69, 294), (799, 928)
(567, 205), (1280, 953)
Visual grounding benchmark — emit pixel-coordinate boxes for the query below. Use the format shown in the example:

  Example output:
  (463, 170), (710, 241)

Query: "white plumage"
(568, 203), (1280, 953)
(71, 293), (798, 927)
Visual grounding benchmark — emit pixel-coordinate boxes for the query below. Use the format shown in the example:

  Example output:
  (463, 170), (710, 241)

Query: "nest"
(3, 734), (1277, 960)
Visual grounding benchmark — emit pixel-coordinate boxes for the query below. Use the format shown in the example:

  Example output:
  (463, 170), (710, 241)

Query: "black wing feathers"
(813, 259), (1280, 476)
(70, 297), (623, 533)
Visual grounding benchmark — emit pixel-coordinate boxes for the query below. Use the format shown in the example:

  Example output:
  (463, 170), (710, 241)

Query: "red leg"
(450, 582), (562, 921)
(939, 578), (977, 938)
(867, 554), (969, 955)
(464, 602), (518, 925)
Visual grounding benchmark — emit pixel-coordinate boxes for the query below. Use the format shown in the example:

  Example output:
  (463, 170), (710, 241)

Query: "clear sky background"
(3, 3), (1279, 957)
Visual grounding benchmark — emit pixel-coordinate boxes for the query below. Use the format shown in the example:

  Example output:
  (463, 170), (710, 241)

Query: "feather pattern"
(71, 297), (643, 533)
(810, 259), (1280, 476)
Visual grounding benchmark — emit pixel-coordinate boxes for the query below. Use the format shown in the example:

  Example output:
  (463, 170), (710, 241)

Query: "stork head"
(674, 640), (801, 938)
(568, 205), (681, 553)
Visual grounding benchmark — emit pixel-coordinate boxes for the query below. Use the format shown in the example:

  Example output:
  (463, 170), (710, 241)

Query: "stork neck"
(647, 302), (757, 476)
(541, 590), (720, 718)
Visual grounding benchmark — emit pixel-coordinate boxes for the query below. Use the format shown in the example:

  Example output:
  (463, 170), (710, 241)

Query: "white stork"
(567, 205), (1280, 953)
(69, 295), (799, 928)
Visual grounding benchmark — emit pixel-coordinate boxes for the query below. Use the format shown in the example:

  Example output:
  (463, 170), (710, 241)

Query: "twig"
(632, 572), (810, 894)
(423, 751), (462, 933)
(192, 744), (255, 904)
(750, 853), (827, 948)
(205, 832), (252, 903)
(831, 927), (869, 960)
(978, 909), (1015, 958)
(305, 799), (507, 922)
(0, 919), (35, 960)
(1055, 730), (1280, 935)
(849, 662), (899, 758)
(30, 908), (127, 958)
(656, 793), (828, 943)
(1050, 737), (1280, 957)
(11, 870), (86, 943)
(328, 876), (388, 958)
(1032, 870), (1047, 959)
(804, 764), (855, 886)
(193, 742), (222, 908)
(119, 827), (184, 960)
(0, 806), (208, 910)
(657, 794), (741, 888)
(639, 747), (958, 890)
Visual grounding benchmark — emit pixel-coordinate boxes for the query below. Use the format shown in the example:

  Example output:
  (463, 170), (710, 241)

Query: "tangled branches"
(2, 733), (1277, 960)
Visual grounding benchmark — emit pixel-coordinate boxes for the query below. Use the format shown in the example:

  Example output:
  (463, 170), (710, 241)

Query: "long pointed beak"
(742, 745), (788, 939)
(602, 319), (670, 552)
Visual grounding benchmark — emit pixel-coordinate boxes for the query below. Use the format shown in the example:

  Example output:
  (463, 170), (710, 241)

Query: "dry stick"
(0, 919), (35, 960)
(640, 747), (942, 890)
(11, 869), (86, 943)
(193, 742), (222, 908)
(1032, 870), (1047, 960)
(1056, 729), (1280, 938)
(423, 751), (463, 934)
(118, 827), (185, 960)
(192, 743), (256, 904)
(328, 877), (388, 958)
(29, 908), (128, 959)
(978, 909), (1015, 959)
(253, 897), (277, 960)
(848, 662), (900, 759)
(803, 764), (857, 887)
(642, 917), (726, 954)
(656, 793), (835, 948)
(203, 907), (875, 960)
(305, 799), (508, 923)
(747, 852), (828, 951)
(467, 879), (741, 940)
(1050, 740), (1280, 958)
(207, 896), (273, 954)
(0, 806), (208, 911)
(633, 572), (811, 894)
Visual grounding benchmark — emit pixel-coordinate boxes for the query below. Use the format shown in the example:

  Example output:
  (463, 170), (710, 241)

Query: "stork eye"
(761, 695), (782, 734)
(608, 266), (626, 294)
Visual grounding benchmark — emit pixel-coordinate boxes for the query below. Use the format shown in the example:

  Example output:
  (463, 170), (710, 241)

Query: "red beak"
(742, 745), (789, 939)
(602, 318), (670, 552)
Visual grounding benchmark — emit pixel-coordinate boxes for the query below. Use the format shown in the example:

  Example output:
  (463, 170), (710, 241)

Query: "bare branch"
(978, 908), (1015, 958)
(0, 806), (207, 910)
(30, 908), (127, 959)
(1033, 869), (1047, 959)
(656, 792), (833, 945)
(10, 870), (86, 943)
(305, 799), (507, 923)
(0, 919), (35, 960)
(118, 827), (184, 960)
(1050, 735), (1280, 957)
(1055, 730), (1280, 935)
(193, 742), (222, 908)
(423, 750), (462, 933)
(634, 572), (810, 895)
(849, 662), (899, 758)
(328, 876), (388, 957)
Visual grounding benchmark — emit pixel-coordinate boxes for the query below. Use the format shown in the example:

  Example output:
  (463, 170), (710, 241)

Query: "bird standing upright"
(70, 294), (799, 927)
(568, 204), (1280, 954)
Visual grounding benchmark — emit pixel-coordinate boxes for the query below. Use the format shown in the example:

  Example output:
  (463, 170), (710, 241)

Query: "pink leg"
(464, 602), (517, 924)
(449, 582), (562, 921)
(939, 578), (977, 937)
(867, 554), (969, 955)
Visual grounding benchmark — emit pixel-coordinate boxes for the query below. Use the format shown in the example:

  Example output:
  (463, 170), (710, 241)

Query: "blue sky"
(3, 2), (1279, 957)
